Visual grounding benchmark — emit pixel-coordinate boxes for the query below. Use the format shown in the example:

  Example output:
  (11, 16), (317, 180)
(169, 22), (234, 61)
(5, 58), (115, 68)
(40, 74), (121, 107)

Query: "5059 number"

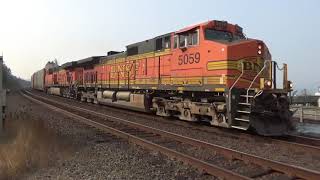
(178, 52), (200, 65)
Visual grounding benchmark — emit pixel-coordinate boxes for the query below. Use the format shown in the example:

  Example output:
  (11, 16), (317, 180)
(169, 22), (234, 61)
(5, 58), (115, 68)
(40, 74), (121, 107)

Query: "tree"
(2, 62), (30, 90)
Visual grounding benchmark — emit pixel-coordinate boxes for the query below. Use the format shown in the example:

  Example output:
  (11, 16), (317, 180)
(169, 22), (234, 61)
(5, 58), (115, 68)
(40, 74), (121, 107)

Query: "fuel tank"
(116, 91), (131, 101)
(102, 90), (115, 99)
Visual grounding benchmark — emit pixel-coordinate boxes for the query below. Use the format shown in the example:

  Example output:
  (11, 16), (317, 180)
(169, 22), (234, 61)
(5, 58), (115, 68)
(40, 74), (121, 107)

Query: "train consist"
(32, 20), (293, 136)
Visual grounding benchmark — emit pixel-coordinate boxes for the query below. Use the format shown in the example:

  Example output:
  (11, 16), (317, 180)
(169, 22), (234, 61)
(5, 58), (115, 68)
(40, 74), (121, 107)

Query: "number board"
(178, 52), (201, 65)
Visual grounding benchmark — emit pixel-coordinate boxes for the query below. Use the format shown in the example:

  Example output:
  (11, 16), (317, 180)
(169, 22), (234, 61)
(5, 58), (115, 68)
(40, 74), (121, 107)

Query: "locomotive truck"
(31, 20), (293, 136)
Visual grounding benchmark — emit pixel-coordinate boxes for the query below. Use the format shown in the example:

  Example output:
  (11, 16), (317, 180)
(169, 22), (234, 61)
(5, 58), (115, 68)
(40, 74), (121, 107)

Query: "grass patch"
(0, 110), (71, 179)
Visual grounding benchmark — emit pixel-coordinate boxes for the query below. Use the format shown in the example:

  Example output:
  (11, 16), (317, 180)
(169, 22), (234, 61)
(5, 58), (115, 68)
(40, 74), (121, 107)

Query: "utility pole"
(304, 89), (307, 106)
(0, 55), (6, 133)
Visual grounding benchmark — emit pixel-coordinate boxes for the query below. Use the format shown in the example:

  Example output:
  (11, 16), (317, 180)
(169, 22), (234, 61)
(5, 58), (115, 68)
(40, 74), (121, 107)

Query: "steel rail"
(285, 135), (320, 147)
(23, 90), (320, 180)
(28, 90), (320, 155)
(269, 137), (320, 155)
(21, 92), (250, 180)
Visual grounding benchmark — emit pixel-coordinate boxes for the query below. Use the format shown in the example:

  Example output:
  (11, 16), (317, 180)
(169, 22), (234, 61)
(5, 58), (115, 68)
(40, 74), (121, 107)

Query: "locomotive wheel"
(81, 96), (86, 102)
(179, 109), (197, 122)
(93, 99), (99, 104)
(156, 106), (170, 117)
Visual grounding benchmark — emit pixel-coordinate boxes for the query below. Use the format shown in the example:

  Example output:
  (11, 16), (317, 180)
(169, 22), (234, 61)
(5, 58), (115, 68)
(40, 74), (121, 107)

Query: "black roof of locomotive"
(100, 52), (127, 63)
(47, 66), (60, 74)
(61, 61), (77, 69)
(69, 32), (173, 65)
(59, 56), (105, 70)
(126, 32), (172, 56)
(100, 32), (172, 63)
(76, 56), (103, 66)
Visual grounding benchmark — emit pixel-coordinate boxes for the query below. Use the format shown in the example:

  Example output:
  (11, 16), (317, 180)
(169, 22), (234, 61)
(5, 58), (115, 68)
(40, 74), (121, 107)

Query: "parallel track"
(281, 135), (320, 147)
(22, 90), (320, 180)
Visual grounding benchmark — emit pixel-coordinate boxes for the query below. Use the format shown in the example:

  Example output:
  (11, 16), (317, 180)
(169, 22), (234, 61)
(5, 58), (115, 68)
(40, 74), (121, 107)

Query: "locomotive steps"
(232, 90), (255, 130)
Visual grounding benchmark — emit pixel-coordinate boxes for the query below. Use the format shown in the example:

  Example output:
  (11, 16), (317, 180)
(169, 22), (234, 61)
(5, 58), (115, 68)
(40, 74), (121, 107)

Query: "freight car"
(31, 69), (45, 91)
(31, 20), (293, 136)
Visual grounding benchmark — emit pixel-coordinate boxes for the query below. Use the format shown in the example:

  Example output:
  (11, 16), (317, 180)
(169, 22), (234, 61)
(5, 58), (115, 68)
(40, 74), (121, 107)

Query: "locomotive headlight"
(264, 79), (272, 88)
(258, 50), (262, 55)
(288, 81), (293, 89)
(258, 45), (262, 49)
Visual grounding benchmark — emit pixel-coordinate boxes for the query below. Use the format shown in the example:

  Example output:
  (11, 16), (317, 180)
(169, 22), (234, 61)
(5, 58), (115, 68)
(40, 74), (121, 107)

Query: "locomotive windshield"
(205, 29), (245, 42)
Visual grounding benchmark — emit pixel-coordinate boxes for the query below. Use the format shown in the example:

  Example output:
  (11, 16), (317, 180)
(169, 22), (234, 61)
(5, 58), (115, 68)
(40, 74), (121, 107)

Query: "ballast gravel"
(30, 90), (320, 172)
(6, 92), (213, 180)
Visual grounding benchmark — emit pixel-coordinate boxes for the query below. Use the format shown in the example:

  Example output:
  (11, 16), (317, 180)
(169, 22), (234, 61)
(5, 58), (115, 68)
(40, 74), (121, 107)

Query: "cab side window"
(177, 29), (199, 48)
(174, 35), (178, 49)
(179, 34), (187, 48)
(188, 30), (199, 46)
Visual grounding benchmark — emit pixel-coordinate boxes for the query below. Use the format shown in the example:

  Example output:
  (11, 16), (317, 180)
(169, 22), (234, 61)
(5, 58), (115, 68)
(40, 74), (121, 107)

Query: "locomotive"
(32, 20), (293, 136)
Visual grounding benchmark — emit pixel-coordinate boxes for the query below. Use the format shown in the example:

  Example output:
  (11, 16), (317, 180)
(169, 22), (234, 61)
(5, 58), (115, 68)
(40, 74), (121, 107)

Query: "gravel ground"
(5, 91), (213, 180)
(29, 90), (320, 172)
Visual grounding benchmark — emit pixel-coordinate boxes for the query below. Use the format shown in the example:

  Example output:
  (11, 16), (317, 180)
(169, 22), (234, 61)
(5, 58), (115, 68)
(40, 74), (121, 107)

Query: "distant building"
(292, 88), (320, 107)
(315, 87), (320, 96)
(292, 96), (319, 106)
(315, 87), (320, 107)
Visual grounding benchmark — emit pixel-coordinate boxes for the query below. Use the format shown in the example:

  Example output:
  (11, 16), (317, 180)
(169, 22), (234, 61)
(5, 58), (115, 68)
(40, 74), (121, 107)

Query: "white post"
(300, 107), (303, 123)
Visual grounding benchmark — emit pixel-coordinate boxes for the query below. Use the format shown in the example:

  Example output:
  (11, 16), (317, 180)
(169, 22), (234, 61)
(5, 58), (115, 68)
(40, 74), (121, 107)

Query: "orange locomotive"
(32, 20), (293, 136)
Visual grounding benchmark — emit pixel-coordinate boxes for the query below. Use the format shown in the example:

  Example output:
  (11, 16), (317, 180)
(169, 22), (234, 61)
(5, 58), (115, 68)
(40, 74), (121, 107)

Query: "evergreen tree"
(2, 63), (30, 90)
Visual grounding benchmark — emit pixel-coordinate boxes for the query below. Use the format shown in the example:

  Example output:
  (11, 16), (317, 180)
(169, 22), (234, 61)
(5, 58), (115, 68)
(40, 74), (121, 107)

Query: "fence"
(291, 106), (320, 123)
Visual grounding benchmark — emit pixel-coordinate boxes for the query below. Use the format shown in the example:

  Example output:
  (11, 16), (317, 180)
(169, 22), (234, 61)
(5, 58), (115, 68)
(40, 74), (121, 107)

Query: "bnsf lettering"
(178, 52), (200, 65)
(242, 61), (262, 72)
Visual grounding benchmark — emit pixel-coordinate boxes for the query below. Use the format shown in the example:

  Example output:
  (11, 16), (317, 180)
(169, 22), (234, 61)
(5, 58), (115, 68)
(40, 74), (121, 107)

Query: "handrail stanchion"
(228, 62), (244, 111)
(246, 60), (269, 103)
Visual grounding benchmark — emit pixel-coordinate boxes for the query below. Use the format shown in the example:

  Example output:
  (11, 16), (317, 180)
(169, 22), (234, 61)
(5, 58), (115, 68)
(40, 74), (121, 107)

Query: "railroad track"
(22, 90), (320, 180)
(281, 135), (320, 147)
(28, 89), (320, 156)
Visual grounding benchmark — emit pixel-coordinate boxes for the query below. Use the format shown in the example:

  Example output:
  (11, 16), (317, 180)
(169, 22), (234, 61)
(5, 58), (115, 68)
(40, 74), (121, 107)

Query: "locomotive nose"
(227, 40), (266, 60)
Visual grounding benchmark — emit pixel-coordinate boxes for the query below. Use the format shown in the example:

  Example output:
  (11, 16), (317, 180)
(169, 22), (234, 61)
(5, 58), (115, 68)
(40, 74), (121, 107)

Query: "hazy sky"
(0, 0), (319, 90)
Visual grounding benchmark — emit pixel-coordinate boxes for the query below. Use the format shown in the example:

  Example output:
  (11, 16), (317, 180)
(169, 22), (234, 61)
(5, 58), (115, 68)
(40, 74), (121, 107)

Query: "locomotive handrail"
(246, 60), (269, 103)
(229, 62), (244, 92)
(274, 62), (288, 91)
(276, 63), (285, 71)
(228, 62), (244, 110)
